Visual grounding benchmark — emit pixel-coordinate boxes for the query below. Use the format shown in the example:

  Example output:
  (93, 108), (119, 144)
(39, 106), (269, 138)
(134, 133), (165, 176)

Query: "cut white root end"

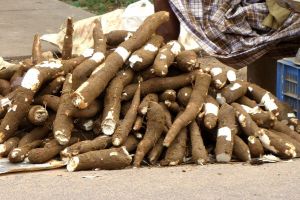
(210, 67), (222, 76)
(34, 109), (48, 122)
(0, 144), (6, 153)
(217, 127), (232, 141)
(140, 107), (148, 115)
(55, 131), (69, 145)
(216, 153), (231, 163)
(101, 120), (116, 136)
(226, 70), (236, 82)
(67, 156), (79, 172)
(216, 93), (226, 105)
(113, 138), (121, 146)
(248, 136), (256, 144)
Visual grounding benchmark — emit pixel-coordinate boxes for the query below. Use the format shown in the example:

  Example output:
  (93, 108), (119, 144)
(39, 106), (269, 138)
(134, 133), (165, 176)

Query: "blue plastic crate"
(276, 58), (300, 118)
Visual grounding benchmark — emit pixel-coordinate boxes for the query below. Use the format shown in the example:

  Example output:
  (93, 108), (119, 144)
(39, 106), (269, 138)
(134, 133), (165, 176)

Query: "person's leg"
(154, 0), (180, 42)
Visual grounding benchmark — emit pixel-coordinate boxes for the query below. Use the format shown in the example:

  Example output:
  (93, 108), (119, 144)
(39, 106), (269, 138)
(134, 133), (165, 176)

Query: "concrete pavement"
(0, 160), (300, 200)
(0, 0), (94, 59)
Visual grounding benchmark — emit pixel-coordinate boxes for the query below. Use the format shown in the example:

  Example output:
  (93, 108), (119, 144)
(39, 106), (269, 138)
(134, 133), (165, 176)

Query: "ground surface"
(0, 0), (93, 59)
(0, 160), (300, 200)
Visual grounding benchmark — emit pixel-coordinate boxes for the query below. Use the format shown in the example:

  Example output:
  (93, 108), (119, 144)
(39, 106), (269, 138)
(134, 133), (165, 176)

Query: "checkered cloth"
(169, 0), (300, 67)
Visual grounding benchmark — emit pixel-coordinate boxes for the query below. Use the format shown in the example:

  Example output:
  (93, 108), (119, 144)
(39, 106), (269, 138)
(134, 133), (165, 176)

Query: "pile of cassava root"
(0, 12), (300, 172)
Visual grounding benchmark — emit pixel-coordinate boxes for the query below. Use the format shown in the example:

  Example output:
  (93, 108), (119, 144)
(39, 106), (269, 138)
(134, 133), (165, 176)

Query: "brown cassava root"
(101, 69), (134, 135)
(163, 72), (211, 147)
(133, 102), (165, 167)
(72, 12), (170, 109)
(67, 147), (132, 171)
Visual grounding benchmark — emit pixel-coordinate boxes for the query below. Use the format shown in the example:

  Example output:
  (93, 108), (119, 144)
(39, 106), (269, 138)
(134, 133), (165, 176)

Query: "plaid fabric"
(169, 0), (300, 67)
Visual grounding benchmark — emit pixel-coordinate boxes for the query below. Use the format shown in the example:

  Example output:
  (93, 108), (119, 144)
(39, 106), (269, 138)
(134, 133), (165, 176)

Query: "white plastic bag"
(122, 0), (154, 31)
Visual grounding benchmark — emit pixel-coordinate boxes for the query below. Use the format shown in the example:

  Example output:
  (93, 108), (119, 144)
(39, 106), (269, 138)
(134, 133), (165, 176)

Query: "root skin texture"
(231, 103), (263, 137)
(189, 121), (208, 164)
(233, 135), (251, 162)
(153, 40), (182, 77)
(18, 118), (53, 147)
(175, 50), (199, 72)
(163, 72), (211, 147)
(215, 103), (236, 163)
(247, 136), (264, 158)
(101, 69), (134, 135)
(28, 137), (79, 164)
(263, 129), (296, 159)
(112, 85), (140, 146)
(124, 135), (139, 153)
(216, 81), (248, 104)
(203, 95), (219, 129)
(72, 19), (107, 89)
(0, 87), (34, 143)
(159, 89), (177, 102)
(0, 79), (12, 96)
(177, 87), (192, 107)
(67, 147), (132, 171)
(133, 102), (165, 167)
(148, 137), (164, 165)
(122, 72), (196, 101)
(105, 30), (132, 47)
(40, 95), (101, 119)
(209, 67), (227, 89)
(129, 35), (164, 71)
(248, 83), (280, 116)
(161, 127), (187, 166)
(0, 137), (19, 157)
(272, 120), (300, 143)
(61, 17), (73, 60)
(72, 12), (170, 109)
(138, 93), (158, 115)
(53, 74), (75, 145)
(61, 135), (112, 158)
(9, 140), (43, 163)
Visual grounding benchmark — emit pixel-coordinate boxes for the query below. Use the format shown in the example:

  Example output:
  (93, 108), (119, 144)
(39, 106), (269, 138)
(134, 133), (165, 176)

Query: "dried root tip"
(62, 17), (74, 60)
(28, 105), (48, 125)
(67, 147), (132, 171)
(133, 116), (143, 131)
(32, 34), (42, 65)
